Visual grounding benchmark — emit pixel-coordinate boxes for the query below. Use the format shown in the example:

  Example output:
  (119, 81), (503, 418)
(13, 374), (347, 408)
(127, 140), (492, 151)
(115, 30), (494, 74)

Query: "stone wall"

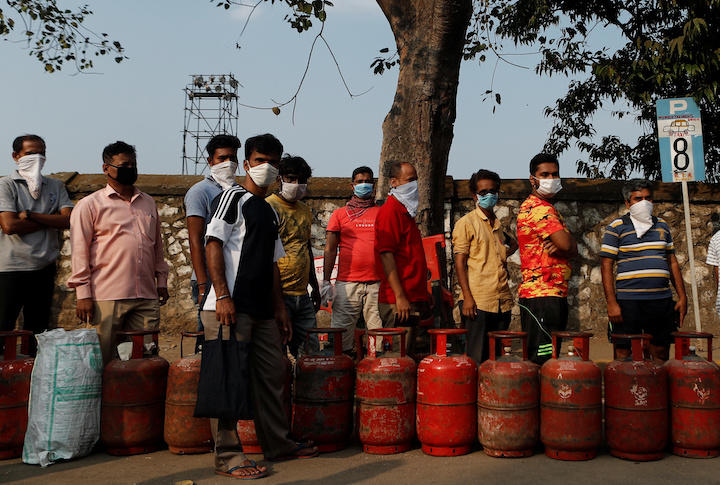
(47, 173), (720, 336)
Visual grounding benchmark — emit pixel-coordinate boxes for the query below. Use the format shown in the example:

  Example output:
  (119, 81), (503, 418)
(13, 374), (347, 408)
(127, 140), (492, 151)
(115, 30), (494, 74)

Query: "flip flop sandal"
(268, 442), (319, 462)
(215, 460), (268, 480)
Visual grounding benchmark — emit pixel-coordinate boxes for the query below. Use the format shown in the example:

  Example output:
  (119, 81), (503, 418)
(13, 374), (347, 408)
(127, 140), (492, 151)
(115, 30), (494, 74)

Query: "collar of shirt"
(10, 170), (48, 185)
(103, 183), (140, 202)
(473, 206), (501, 231)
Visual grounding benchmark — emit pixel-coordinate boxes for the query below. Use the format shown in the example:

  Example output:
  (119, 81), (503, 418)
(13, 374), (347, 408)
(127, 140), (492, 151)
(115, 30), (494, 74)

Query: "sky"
(0, 0), (641, 179)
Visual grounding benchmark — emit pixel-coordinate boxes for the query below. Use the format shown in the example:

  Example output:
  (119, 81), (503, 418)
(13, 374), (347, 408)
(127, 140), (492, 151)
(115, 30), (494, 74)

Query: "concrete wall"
(45, 173), (720, 336)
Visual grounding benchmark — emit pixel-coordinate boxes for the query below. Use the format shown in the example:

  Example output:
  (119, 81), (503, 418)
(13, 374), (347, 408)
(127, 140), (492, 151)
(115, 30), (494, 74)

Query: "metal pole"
(681, 180), (701, 332)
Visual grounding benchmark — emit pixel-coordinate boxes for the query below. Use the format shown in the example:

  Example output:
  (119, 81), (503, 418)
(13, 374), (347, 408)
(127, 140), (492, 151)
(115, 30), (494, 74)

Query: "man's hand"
(311, 287), (321, 312)
(320, 280), (334, 307)
(395, 294), (411, 323)
(675, 297), (687, 327)
(158, 287), (170, 306)
(462, 296), (478, 319)
(18, 211), (29, 221)
(543, 238), (560, 256)
(216, 297), (237, 326)
(607, 301), (623, 324)
(76, 298), (94, 323)
(275, 304), (292, 345)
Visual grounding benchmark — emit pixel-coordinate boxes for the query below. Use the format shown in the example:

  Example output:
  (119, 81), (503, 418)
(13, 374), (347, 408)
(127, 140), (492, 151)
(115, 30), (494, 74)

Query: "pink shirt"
(68, 185), (169, 301)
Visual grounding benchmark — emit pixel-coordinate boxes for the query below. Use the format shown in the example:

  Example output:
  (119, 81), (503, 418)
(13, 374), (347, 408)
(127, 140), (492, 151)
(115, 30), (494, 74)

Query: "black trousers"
(461, 304), (511, 364)
(0, 263), (57, 355)
(518, 296), (568, 365)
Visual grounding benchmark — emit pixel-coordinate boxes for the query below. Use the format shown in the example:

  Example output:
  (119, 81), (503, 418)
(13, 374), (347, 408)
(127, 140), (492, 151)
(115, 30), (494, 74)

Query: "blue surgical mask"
(353, 182), (373, 199)
(477, 193), (498, 209)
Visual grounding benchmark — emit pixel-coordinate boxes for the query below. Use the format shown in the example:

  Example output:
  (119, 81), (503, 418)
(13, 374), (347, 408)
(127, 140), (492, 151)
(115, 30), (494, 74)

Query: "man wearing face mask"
(375, 161), (430, 355)
(453, 170), (517, 364)
(0, 135), (73, 353)
(323, 166), (383, 355)
(184, 134), (241, 348)
(517, 153), (577, 365)
(600, 179), (687, 361)
(68, 141), (170, 365)
(200, 134), (317, 477)
(266, 155), (320, 358)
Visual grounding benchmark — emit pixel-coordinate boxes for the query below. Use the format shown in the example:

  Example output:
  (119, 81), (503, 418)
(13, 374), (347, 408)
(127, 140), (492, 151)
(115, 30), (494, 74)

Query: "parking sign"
(656, 97), (705, 182)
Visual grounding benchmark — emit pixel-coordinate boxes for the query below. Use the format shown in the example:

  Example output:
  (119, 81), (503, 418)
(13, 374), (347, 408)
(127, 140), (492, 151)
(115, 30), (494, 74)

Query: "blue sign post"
(656, 97), (705, 331)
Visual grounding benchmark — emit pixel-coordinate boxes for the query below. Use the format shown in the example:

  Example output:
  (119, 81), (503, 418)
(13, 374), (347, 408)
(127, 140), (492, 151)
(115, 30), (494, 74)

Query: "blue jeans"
(284, 293), (317, 357)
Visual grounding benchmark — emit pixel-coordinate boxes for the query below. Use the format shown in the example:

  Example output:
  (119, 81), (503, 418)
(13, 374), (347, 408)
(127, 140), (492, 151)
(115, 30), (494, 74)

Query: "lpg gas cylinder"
(101, 330), (169, 455)
(540, 332), (602, 460)
(237, 350), (293, 454)
(666, 332), (720, 458)
(292, 328), (354, 452)
(417, 329), (476, 456)
(478, 331), (539, 457)
(605, 334), (668, 461)
(356, 329), (416, 454)
(0, 330), (34, 460)
(164, 331), (212, 454)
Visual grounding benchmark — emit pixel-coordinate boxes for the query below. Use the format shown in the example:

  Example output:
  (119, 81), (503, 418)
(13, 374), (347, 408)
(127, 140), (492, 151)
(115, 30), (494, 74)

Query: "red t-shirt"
(327, 205), (381, 282)
(374, 195), (429, 304)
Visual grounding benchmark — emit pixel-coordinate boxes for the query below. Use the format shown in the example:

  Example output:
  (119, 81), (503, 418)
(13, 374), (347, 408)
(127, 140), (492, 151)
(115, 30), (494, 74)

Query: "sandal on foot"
(215, 460), (268, 480)
(268, 442), (319, 462)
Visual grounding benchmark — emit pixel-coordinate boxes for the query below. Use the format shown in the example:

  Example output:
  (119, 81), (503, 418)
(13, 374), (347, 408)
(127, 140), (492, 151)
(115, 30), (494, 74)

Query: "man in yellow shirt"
(267, 155), (320, 357)
(453, 169), (517, 363)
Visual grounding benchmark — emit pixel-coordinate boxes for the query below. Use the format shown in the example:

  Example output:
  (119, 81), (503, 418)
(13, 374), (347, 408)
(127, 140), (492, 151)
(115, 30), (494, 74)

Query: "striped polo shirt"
(599, 215), (674, 300)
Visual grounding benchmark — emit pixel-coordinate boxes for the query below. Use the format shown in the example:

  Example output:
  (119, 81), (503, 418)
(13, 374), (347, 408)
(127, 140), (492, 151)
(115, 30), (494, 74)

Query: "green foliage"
(215, 0), (332, 32)
(487, 0), (720, 181)
(0, 0), (125, 72)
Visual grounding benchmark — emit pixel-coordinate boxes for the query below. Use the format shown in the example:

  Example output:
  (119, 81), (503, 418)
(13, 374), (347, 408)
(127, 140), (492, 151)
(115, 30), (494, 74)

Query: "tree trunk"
(375, 0), (472, 236)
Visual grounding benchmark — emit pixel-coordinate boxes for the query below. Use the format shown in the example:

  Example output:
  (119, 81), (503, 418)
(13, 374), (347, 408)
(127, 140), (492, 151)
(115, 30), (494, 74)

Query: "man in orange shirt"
(516, 153), (577, 364)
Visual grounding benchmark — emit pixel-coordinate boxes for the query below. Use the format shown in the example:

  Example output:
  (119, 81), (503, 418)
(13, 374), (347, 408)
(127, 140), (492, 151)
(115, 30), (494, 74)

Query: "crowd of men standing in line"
(0, 132), (715, 478)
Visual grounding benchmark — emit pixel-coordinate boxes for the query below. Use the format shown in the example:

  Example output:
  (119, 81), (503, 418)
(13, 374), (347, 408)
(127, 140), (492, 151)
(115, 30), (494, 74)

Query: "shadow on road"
(273, 459), (402, 485)
(0, 452), (116, 482)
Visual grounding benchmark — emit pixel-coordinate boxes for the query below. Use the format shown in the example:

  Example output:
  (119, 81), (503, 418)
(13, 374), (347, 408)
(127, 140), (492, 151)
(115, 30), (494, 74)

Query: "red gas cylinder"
(164, 331), (212, 454)
(417, 329), (476, 456)
(605, 334), (668, 461)
(237, 350), (293, 454)
(0, 330), (34, 460)
(478, 331), (539, 457)
(356, 329), (416, 454)
(292, 328), (354, 452)
(666, 332), (720, 458)
(540, 331), (602, 461)
(101, 330), (169, 455)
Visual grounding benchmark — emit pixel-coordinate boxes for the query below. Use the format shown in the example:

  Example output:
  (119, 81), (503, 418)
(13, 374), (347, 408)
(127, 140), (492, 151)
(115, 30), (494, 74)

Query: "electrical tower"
(182, 74), (239, 174)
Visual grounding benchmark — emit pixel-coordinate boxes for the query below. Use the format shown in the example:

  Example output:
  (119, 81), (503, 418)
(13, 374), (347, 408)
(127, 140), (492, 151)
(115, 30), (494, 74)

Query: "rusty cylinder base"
(363, 443), (411, 455)
(483, 447), (534, 458)
(421, 444), (472, 457)
(316, 442), (347, 453)
(105, 444), (163, 456)
(545, 447), (596, 461)
(0, 448), (22, 460)
(169, 445), (213, 455)
(673, 446), (720, 459)
(610, 449), (664, 461)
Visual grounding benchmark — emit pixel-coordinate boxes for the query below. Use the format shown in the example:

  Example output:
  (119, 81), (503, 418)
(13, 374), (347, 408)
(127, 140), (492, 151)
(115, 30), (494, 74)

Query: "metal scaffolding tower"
(182, 74), (239, 175)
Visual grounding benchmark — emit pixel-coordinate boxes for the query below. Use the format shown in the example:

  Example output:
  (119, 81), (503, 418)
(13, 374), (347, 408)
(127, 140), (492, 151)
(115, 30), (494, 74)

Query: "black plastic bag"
(194, 324), (253, 420)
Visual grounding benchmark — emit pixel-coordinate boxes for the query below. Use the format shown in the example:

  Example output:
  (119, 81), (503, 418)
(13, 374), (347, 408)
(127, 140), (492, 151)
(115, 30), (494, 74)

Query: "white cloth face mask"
(629, 199), (654, 238)
(16, 153), (45, 199)
(534, 176), (562, 197)
(247, 162), (279, 188)
(390, 179), (419, 217)
(210, 161), (238, 190)
(279, 182), (307, 202)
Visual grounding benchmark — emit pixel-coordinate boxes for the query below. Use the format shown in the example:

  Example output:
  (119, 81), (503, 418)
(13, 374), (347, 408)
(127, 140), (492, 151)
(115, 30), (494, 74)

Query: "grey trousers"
(201, 311), (297, 470)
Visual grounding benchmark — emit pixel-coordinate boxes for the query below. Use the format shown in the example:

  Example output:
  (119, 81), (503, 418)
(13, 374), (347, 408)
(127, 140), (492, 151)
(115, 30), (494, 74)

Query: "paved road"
(2, 445), (719, 485)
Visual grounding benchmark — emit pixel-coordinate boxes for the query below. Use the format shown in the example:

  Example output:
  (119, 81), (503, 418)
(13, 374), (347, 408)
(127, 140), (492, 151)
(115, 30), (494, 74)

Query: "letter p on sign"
(669, 99), (688, 114)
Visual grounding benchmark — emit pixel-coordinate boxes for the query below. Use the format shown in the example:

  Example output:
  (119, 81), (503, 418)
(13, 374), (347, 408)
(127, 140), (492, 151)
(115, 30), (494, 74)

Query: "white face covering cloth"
(629, 200), (654, 238)
(535, 177), (562, 197)
(279, 182), (307, 202)
(247, 162), (279, 188)
(390, 180), (419, 217)
(16, 154), (45, 199)
(210, 161), (238, 190)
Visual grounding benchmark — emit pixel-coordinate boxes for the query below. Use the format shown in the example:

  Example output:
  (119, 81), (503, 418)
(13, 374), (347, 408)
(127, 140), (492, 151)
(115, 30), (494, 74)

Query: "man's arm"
(601, 257), (622, 324)
(308, 242), (320, 311)
(0, 211), (44, 235)
(206, 237), (235, 325)
(187, 216), (209, 298)
(19, 208), (72, 229)
(545, 229), (578, 258)
(504, 232), (519, 256)
(668, 253), (688, 327)
(323, 231), (339, 282)
(274, 263), (292, 344)
(380, 251), (410, 322)
(715, 266), (719, 288)
(68, 203), (95, 322)
(454, 252), (476, 319)
(153, 206), (170, 305)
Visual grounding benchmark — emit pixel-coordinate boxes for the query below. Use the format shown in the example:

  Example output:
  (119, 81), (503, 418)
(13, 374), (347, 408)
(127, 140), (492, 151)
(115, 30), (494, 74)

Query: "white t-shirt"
(706, 230), (720, 316)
